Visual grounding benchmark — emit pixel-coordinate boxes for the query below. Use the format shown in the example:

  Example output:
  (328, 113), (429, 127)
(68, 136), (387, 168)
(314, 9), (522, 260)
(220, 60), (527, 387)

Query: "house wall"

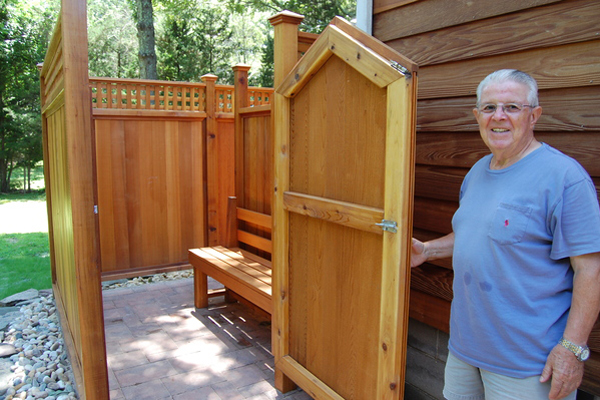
(371, 0), (600, 397)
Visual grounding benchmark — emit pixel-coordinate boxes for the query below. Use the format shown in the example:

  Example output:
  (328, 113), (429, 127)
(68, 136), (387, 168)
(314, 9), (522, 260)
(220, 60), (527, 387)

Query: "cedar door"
(272, 17), (418, 399)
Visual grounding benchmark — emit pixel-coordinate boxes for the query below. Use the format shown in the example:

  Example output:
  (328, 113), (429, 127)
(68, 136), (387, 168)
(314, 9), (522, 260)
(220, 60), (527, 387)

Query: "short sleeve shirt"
(449, 143), (600, 378)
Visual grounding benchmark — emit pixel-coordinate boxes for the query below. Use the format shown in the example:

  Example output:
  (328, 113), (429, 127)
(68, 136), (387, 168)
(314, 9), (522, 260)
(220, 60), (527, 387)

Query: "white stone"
(0, 289), (39, 307)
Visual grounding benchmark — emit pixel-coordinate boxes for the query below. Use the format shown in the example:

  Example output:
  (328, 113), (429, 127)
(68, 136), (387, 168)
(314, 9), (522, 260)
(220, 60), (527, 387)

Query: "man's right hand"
(411, 238), (428, 268)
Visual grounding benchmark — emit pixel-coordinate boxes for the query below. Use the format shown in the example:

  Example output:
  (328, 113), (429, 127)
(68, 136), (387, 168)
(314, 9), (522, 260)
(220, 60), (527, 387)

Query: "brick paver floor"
(102, 276), (311, 400)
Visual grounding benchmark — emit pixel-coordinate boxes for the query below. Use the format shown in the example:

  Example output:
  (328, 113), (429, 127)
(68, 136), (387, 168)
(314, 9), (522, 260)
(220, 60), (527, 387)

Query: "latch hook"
(376, 219), (398, 233)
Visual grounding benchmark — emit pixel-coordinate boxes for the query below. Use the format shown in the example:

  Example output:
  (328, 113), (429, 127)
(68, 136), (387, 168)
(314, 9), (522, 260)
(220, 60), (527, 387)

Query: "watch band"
(559, 337), (590, 362)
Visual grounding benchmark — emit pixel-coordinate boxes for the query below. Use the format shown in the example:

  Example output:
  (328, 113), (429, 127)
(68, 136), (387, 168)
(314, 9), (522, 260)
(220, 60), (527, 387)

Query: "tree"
(253, 32), (273, 87)
(156, 8), (201, 82)
(231, 0), (356, 86)
(0, 0), (57, 192)
(195, 3), (235, 82)
(88, 0), (138, 78)
(132, 0), (158, 79)
(227, 0), (356, 33)
(156, 0), (266, 84)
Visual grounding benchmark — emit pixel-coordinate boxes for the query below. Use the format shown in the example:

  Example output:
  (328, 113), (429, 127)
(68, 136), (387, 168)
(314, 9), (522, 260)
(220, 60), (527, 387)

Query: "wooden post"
(233, 64), (251, 209)
(225, 196), (239, 248)
(202, 74), (219, 246)
(270, 11), (304, 87)
(269, 10), (304, 394)
(59, 0), (109, 397)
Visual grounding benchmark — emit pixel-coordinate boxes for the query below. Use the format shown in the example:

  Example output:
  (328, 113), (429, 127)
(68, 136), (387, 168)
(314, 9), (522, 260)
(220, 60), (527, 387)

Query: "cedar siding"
(372, 0), (600, 395)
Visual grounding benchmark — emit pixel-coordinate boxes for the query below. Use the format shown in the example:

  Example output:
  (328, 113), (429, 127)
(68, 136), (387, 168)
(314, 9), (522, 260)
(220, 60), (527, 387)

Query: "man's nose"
(492, 106), (508, 118)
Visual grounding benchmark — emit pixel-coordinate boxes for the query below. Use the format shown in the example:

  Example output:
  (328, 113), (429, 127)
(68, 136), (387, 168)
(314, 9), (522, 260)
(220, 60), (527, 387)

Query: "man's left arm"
(541, 252), (600, 400)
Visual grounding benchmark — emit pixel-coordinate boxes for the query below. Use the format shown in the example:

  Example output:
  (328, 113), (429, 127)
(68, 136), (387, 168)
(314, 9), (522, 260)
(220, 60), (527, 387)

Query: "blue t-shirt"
(450, 143), (600, 378)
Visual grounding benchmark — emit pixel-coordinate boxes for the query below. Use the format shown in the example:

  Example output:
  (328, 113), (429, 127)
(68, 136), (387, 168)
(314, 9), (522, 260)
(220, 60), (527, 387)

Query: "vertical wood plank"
(191, 118), (207, 248)
(202, 74), (219, 245)
(234, 64), (251, 207)
(376, 76), (416, 399)
(270, 10), (304, 394)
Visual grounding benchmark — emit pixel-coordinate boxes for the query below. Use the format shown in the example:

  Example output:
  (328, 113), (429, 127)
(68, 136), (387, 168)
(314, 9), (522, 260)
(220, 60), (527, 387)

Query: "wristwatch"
(559, 337), (590, 362)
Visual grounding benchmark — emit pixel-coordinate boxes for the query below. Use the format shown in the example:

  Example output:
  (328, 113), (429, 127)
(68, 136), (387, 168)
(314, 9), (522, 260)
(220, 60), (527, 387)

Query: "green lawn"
(0, 232), (52, 300)
(0, 162), (51, 300)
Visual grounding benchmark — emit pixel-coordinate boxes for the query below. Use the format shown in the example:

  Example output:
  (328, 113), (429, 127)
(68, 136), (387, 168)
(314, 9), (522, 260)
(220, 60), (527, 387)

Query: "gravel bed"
(0, 292), (76, 400)
(0, 270), (193, 399)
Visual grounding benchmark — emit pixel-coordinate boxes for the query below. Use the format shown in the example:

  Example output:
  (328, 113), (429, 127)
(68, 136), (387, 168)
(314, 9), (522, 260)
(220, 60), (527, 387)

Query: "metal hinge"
(390, 61), (411, 77)
(94, 205), (98, 215)
(376, 219), (398, 233)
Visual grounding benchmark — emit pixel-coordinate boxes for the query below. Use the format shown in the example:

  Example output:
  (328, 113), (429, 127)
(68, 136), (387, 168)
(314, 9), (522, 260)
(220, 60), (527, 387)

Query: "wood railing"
(89, 77), (273, 114)
(90, 78), (207, 111)
(248, 87), (274, 106)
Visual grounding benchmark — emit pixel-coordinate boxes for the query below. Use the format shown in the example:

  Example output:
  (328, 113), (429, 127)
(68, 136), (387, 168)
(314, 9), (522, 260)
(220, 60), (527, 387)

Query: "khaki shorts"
(443, 351), (577, 400)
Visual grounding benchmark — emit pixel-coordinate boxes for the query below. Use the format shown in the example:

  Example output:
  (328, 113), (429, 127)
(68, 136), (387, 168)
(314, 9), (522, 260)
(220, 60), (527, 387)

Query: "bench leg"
(224, 289), (237, 304)
(275, 369), (296, 393)
(193, 267), (209, 309)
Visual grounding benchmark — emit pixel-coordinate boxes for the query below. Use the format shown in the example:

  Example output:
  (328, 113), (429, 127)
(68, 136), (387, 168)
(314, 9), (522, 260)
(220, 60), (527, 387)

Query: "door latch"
(376, 219), (398, 233)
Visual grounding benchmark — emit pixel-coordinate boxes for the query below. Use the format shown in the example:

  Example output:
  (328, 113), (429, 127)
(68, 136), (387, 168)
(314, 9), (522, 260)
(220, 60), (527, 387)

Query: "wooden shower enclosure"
(39, 0), (419, 396)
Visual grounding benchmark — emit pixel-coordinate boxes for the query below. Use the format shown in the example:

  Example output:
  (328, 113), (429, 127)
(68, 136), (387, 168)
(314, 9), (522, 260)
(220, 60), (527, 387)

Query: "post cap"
(269, 10), (304, 26)
(200, 74), (218, 82)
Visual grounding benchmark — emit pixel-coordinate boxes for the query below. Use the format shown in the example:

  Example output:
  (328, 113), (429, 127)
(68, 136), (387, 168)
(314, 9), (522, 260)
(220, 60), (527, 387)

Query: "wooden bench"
(189, 196), (273, 314)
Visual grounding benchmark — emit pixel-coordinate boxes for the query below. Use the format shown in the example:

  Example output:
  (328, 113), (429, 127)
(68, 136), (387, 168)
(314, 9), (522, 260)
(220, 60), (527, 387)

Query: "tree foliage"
(227, 0), (356, 33)
(155, 0), (270, 84)
(0, 0), (58, 193)
(226, 0), (356, 84)
(88, 0), (138, 78)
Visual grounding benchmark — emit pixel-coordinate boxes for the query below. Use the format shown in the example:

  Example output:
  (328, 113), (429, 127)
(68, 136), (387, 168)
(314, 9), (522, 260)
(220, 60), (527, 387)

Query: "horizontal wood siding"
(373, 0), (600, 394)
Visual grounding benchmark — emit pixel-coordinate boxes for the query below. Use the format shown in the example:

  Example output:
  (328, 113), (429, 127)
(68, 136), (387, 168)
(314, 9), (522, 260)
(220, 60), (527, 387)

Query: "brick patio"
(102, 276), (310, 400)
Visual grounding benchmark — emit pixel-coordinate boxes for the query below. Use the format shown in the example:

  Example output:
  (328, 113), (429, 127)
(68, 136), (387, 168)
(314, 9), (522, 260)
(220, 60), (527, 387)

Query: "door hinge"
(390, 61), (411, 77)
(94, 205), (98, 215)
(376, 219), (398, 233)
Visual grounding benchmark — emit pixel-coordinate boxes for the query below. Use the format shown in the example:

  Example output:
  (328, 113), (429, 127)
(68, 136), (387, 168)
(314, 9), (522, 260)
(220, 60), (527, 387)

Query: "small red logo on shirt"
(504, 219), (509, 227)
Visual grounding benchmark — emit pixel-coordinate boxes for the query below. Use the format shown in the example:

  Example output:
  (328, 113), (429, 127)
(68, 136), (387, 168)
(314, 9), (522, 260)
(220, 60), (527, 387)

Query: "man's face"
(473, 81), (542, 159)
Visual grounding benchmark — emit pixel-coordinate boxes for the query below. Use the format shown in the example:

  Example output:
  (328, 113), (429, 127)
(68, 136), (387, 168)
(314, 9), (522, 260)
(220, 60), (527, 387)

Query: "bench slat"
(238, 230), (273, 253)
(200, 247), (272, 287)
(214, 246), (272, 275)
(190, 198), (274, 315)
(189, 248), (272, 314)
(237, 207), (272, 230)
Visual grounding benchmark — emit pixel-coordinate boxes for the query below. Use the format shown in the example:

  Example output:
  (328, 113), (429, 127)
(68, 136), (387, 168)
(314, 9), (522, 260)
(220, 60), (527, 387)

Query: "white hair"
(476, 69), (539, 107)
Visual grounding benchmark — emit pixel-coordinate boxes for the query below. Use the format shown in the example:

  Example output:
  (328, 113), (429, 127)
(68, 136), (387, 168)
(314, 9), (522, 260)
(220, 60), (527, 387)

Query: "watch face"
(580, 348), (590, 361)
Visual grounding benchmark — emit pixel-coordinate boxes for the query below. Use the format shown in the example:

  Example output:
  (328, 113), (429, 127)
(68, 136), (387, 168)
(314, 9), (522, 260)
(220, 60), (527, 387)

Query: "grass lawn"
(0, 232), (52, 299)
(0, 162), (51, 300)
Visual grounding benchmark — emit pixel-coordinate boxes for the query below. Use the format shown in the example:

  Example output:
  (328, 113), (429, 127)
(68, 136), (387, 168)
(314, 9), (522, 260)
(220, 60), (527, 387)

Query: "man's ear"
(530, 106), (542, 127)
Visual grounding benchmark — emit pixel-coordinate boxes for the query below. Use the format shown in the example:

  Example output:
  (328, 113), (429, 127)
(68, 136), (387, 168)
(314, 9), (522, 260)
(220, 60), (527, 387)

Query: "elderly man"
(411, 69), (600, 400)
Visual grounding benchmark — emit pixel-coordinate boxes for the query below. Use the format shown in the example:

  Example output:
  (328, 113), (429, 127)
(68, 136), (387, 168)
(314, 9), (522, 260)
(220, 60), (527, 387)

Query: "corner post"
(201, 74), (220, 246)
(270, 11), (304, 87)
(233, 64), (251, 209)
(269, 10), (304, 394)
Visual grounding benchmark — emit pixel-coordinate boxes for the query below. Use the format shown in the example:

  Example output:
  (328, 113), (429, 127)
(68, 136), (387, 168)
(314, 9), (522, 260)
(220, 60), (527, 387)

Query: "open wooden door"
(272, 17), (418, 400)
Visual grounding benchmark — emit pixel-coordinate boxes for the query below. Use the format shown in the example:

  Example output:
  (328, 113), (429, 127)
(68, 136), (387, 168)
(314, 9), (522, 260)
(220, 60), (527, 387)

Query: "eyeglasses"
(477, 103), (534, 114)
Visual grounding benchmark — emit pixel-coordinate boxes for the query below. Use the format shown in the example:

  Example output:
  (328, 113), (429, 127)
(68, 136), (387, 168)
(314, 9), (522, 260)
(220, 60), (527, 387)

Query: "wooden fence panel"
(241, 114), (273, 216)
(39, 1), (108, 398)
(94, 115), (207, 277)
